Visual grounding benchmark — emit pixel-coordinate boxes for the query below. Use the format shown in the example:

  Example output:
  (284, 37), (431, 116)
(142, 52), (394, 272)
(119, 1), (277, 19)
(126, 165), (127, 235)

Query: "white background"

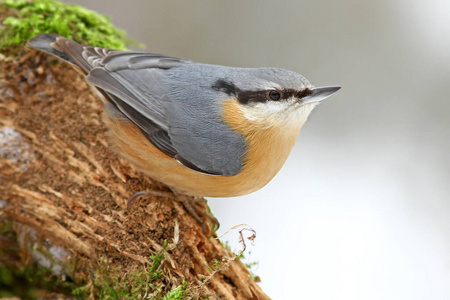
(65, 1), (450, 299)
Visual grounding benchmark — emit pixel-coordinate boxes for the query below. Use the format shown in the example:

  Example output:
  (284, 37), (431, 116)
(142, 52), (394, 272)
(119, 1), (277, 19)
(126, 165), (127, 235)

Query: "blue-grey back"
(92, 61), (249, 176)
(161, 64), (249, 176)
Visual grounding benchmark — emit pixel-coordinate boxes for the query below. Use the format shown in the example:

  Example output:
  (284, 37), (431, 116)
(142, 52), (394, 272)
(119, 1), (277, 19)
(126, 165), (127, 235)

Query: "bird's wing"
(28, 34), (242, 175)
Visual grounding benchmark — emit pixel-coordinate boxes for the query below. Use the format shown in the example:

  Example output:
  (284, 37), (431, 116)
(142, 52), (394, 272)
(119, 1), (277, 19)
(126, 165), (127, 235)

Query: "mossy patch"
(72, 240), (189, 300)
(0, 0), (138, 53)
(0, 218), (188, 299)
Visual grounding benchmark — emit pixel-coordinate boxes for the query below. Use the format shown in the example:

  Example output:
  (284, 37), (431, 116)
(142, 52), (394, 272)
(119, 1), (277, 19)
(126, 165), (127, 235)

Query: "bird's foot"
(177, 195), (220, 234)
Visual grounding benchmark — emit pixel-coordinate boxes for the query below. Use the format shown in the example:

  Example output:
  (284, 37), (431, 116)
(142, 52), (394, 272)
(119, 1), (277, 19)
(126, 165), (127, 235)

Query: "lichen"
(0, 126), (35, 170)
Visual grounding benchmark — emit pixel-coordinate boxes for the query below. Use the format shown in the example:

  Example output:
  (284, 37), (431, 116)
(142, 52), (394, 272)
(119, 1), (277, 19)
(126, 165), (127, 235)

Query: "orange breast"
(103, 99), (304, 197)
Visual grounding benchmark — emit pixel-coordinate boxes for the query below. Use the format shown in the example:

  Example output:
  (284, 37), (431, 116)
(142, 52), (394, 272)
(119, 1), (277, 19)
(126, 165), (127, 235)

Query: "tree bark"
(0, 49), (270, 299)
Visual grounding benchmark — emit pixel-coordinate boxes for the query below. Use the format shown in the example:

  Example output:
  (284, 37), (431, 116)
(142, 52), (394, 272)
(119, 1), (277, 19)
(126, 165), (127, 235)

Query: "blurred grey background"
(65, 1), (450, 299)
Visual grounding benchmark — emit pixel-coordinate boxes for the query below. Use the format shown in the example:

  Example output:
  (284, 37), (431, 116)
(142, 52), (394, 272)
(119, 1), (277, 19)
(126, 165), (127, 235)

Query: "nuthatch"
(27, 34), (340, 228)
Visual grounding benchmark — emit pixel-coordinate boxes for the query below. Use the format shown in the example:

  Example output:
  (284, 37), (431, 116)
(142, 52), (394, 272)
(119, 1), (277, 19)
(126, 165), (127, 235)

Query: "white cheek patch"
(240, 98), (317, 129)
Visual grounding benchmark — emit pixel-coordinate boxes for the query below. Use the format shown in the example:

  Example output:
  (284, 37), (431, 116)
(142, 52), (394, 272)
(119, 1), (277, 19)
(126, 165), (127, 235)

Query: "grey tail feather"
(27, 34), (76, 65)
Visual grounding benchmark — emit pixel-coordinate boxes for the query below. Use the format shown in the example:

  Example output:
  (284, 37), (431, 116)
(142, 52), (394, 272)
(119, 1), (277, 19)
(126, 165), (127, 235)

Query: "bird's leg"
(177, 195), (220, 234)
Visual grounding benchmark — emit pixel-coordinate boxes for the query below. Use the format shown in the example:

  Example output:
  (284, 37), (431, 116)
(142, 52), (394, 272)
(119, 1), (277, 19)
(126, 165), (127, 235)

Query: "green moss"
(0, 0), (138, 53)
(0, 219), (187, 299)
(72, 240), (191, 300)
(127, 241), (168, 298)
(162, 281), (189, 300)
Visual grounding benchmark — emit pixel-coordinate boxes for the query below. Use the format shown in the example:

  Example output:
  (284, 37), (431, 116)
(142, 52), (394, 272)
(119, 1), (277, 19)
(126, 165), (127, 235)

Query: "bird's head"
(213, 68), (340, 130)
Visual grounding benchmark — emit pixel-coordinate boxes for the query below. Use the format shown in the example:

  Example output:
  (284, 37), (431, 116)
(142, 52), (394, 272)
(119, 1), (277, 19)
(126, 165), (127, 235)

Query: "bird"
(27, 33), (340, 231)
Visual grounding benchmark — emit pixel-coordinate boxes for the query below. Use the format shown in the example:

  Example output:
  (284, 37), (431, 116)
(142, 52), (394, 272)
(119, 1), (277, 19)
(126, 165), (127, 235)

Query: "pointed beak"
(301, 86), (341, 105)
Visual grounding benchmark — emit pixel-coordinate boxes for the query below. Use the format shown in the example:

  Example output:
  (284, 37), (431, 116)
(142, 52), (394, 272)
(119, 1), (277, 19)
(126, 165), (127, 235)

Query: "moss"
(0, 0), (138, 53)
(163, 281), (189, 300)
(0, 220), (186, 299)
(72, 240), (191, 299)
(0, 213), (186, 299)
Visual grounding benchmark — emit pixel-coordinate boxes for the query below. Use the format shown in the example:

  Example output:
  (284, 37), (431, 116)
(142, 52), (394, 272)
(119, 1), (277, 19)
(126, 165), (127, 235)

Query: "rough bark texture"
(0, 49), (270, 299)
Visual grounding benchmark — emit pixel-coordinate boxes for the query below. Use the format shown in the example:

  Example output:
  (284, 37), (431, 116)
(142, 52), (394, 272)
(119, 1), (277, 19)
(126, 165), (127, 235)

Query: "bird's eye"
(267, 90), (281, 101)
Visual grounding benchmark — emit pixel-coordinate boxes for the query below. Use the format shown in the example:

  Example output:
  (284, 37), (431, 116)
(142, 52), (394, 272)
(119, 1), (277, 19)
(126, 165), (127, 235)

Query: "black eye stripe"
(236, 88), (312, 104)
(211, 79), (241, 95)
(235, 90), (266, 104)
(282, 89), (312, 100)
(210, 79), (312, 104)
